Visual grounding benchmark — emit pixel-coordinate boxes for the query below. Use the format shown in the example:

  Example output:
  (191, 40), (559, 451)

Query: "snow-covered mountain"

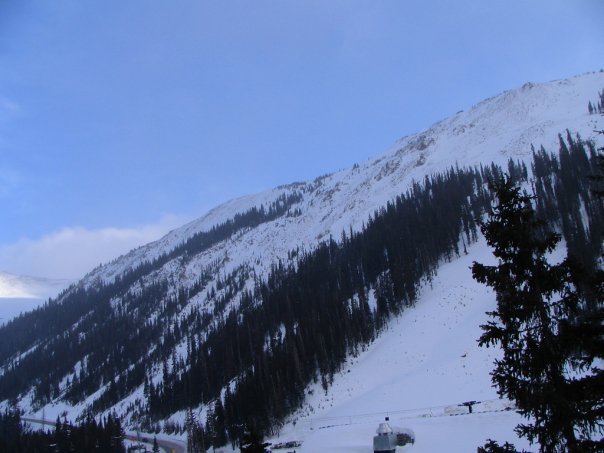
(279, 237), (534, 452)
(82, 71), (603, 291)
(2, 71), (604, 450)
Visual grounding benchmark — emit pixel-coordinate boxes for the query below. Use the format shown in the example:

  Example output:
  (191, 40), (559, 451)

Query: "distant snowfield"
(271, 239), (534, 452)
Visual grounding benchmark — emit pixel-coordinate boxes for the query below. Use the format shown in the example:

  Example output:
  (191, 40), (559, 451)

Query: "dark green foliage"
(240, 428), (270, 453)
(0, 127), (601, 446)
(0, 410), (23, 453)
(0, 192), (301, 412)
(0, 410), (124, 452)
(592, 129), (604, 199)
(477, 439), (528, 453)
(152, 164), (498, 442)
(211, 398), (228, 449)
(590, 90), (604, 114)
(185, 409), (206, 453)
(531, 133), (603, 272)
(472, 178), (604, 452)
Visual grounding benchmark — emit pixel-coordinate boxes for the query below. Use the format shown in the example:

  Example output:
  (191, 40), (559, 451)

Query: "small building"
(373, 418), (397, 453)
(373, 417), (415, 453)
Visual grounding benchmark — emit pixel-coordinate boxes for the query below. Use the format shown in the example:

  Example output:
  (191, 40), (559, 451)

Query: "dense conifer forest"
(0, 131), (601, 447)
(0, 192), (302, 406)
(0, 410), (125, 452)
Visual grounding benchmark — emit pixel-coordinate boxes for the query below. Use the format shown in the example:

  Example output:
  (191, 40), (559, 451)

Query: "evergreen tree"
(0, 410), (23, 452)
(472, 178), (604, 452)
(212, 398), (228, 449)
(240, 428), (270, 453)
(185, 409), (207, 453)
(477, 439), (527, 453)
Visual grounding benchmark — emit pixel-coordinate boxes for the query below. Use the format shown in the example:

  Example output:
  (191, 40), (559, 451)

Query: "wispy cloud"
(0, 214), (188, 280)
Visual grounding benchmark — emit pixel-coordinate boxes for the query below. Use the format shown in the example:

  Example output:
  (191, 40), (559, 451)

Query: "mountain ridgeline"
(0, 192), (303, 400)
(0, 72), (603, 449)
(0, 128), (602, 442)
(145, 135), (602, 442)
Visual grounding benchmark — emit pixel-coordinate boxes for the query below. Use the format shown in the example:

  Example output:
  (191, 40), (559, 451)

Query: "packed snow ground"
(270, 238), (534, 452)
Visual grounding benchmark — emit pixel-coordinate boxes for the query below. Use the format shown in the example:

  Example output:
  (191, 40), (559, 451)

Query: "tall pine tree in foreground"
(472, 178), (604, 452)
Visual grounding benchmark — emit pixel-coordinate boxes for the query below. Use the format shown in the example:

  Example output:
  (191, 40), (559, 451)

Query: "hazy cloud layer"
(0, 214), (187, 279)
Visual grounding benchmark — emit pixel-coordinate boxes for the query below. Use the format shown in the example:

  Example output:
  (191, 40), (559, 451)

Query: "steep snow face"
(80, 72), (604, 293)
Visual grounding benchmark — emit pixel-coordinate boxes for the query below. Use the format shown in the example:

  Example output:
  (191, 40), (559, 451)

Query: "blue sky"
(1, 0), (603, 279)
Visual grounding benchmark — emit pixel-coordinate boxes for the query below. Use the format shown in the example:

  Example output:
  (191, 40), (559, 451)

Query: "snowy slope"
(80, 72), (604, 294)
(273, 238), (534, 452)
(7, 71), (604, 439)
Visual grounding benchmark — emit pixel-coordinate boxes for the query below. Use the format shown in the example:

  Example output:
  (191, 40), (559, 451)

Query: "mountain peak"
(1, 71), (602, 446)
(76, 71), (603, 293)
